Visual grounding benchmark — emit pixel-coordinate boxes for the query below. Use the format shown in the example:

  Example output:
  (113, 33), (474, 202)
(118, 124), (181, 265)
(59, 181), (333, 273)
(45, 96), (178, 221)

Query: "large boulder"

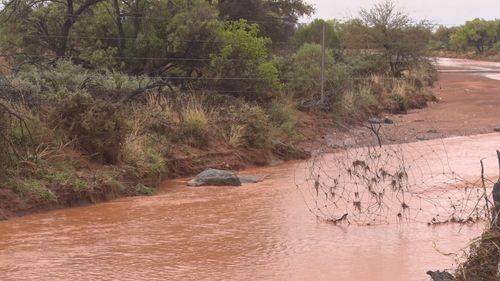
(187, 169), (242, 187)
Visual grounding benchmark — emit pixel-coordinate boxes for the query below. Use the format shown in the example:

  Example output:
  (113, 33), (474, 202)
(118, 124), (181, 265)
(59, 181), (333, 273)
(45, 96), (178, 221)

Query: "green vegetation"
(0, 0), (438, 217)
(431, 19), (500, 58)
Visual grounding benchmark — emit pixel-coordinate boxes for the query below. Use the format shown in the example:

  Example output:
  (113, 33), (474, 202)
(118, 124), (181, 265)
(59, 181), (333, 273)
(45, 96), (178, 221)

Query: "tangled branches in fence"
(298, 119), (497, 226)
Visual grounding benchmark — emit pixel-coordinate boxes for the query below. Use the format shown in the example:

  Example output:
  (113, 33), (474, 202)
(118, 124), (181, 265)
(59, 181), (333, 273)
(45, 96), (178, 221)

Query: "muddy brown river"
(1, 59), (500, 281)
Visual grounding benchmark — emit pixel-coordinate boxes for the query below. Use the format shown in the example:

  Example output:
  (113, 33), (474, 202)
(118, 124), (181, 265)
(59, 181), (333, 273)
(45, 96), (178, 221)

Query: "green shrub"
(239, 105), (272, 148)
(54, 93), (130, 164)
(122, 135), (168, 179)
(210, 20), (279, 98)
(0, 100), (55, 178)
(13, 178), (58, 203)
(179, 100), (210, 148)
(223, 124), (246, 148)
(288, 43), (335, 103)
(269, 99), (297, 136)
(9, 60), (148, 100)
(10, 60), (89, 98)
(133, 183), (155, 196)
(335, 85), (379, 122)
(406, 60), (438, 87)
(387, 92), (409, 113)
(347, 55), (388, 76)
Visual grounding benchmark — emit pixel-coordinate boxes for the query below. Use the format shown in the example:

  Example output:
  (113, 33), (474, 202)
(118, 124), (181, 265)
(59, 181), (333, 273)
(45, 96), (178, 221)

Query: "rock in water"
(187, 169), (242, 187)
(426, 270), (454, 281)
(238, 175), (267, 184)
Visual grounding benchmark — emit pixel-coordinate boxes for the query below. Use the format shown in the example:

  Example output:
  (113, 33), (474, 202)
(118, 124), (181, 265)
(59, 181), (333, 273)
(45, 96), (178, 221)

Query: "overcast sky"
(304, 0), (500, 26)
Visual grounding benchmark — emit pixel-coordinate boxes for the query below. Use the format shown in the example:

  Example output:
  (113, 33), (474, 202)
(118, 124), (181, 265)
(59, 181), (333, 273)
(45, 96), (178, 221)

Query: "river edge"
(2, 57), (500, 220)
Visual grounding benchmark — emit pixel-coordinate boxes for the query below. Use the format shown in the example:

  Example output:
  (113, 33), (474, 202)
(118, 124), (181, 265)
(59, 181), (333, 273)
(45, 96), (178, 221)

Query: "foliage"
(9, 60), (148, 99)
(122, 98), (171, 180)
(239, 104), (272, 148)
(334, 85), (379, 122)
(209, 20), (279, 98)
(450, 18), (500, 53)
(179, 98), (210, 148)
(214, 0), (314, 44)
(269, 98), (296, 136)
(218, 103), (272, 149)
(357, 0), (432, 76)
(223, 124), (246, 148)
(287, 43), (335, 104)
(294, 19), (342, 50)
(53, 93), (130, 164)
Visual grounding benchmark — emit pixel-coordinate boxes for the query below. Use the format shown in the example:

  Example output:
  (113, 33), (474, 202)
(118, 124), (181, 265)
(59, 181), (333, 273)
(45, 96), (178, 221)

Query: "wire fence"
(296, 121), (499, 227)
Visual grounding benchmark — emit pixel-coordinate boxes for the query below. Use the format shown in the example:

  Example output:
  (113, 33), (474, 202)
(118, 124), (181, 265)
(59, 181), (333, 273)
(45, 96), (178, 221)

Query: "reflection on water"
(0, 134), (499, 281)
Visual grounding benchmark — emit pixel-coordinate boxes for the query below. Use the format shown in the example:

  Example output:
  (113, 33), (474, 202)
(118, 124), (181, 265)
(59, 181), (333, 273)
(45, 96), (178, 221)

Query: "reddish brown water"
(1, 133), (500, 281)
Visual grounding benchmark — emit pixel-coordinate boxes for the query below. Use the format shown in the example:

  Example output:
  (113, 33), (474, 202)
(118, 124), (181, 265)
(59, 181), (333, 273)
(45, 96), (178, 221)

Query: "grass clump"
(133, 183), (155, 196)
(13, 178), (58, 203)
(223, 124), (246, 148)
(179, 99), (210, 148)
(335, 85), (379, 122)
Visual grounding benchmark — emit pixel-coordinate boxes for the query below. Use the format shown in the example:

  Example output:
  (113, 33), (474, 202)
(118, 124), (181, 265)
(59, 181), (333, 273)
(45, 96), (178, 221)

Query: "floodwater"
(437, 57), (500, 81)
(1, 59), (500, 281)
(1, 133), (500, 281)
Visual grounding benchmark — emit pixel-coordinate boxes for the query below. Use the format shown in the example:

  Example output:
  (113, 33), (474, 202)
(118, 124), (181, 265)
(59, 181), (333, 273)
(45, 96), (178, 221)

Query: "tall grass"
(179, 96), (210, 148)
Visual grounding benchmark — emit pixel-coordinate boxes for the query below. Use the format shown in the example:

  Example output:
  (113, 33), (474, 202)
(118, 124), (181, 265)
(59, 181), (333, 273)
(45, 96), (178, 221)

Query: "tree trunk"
(112, 0), (126, 57)
(56, 0), (105, 57)
(56, 0), (75, 57)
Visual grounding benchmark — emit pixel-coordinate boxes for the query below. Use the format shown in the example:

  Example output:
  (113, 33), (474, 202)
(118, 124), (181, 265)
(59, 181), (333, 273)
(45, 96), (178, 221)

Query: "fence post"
(493, 150), (500, 228)
(320, 21), (326, 104)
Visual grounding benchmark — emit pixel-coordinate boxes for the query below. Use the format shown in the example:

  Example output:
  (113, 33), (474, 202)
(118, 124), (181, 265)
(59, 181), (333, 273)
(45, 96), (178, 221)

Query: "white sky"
(304, 0), (500, 26)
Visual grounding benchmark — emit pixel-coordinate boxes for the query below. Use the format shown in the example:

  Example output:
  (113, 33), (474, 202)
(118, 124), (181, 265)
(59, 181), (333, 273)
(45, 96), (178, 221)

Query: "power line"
(61, 13), (300, 25)
(16, 34), (292, 45)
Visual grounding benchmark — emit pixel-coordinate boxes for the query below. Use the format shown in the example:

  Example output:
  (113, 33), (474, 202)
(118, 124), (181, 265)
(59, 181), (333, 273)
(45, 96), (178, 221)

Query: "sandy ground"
(359, 58), (500, 144)
(394, 59), (500, 138)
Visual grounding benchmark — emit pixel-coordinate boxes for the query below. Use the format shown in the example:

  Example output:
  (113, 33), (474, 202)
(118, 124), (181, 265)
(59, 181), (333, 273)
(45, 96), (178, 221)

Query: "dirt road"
(386, 58), (500, 141)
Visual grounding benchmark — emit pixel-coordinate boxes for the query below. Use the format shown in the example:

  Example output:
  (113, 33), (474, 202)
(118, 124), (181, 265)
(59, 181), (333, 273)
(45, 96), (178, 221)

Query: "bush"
(335, 85), (379, 122)
(0, 100), (54, 178)
(9, 60), (149, 100)
(216, 103), (272, 149)
(406, 60), (438, 87)
(122, 135), (168, 179)
(210, 20), (280, 98)
(54, 93), (129, 164)
(346, 55), (388, 76)
(269, 99), (297, 136)
(223, 124), (246, 148)
(13, 178), (58, 203)
(239, 105), (272, 148)
(179, 99), (210, 148)
(10, 60), (89, 98)
(288, 43), (335, 103)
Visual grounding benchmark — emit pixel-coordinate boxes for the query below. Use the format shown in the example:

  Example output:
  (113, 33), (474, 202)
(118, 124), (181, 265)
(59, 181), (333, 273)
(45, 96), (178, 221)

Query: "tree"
(294, 19), (342, 51)
(357, 0), (432, 76)
(0, 0), (105, 57)
(432, 25), (456, 50)
(210, 0), (314, 45)
(208, 20), (279, 99)
(0, 0), (221, 76)
(450, 19), (498, 53)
